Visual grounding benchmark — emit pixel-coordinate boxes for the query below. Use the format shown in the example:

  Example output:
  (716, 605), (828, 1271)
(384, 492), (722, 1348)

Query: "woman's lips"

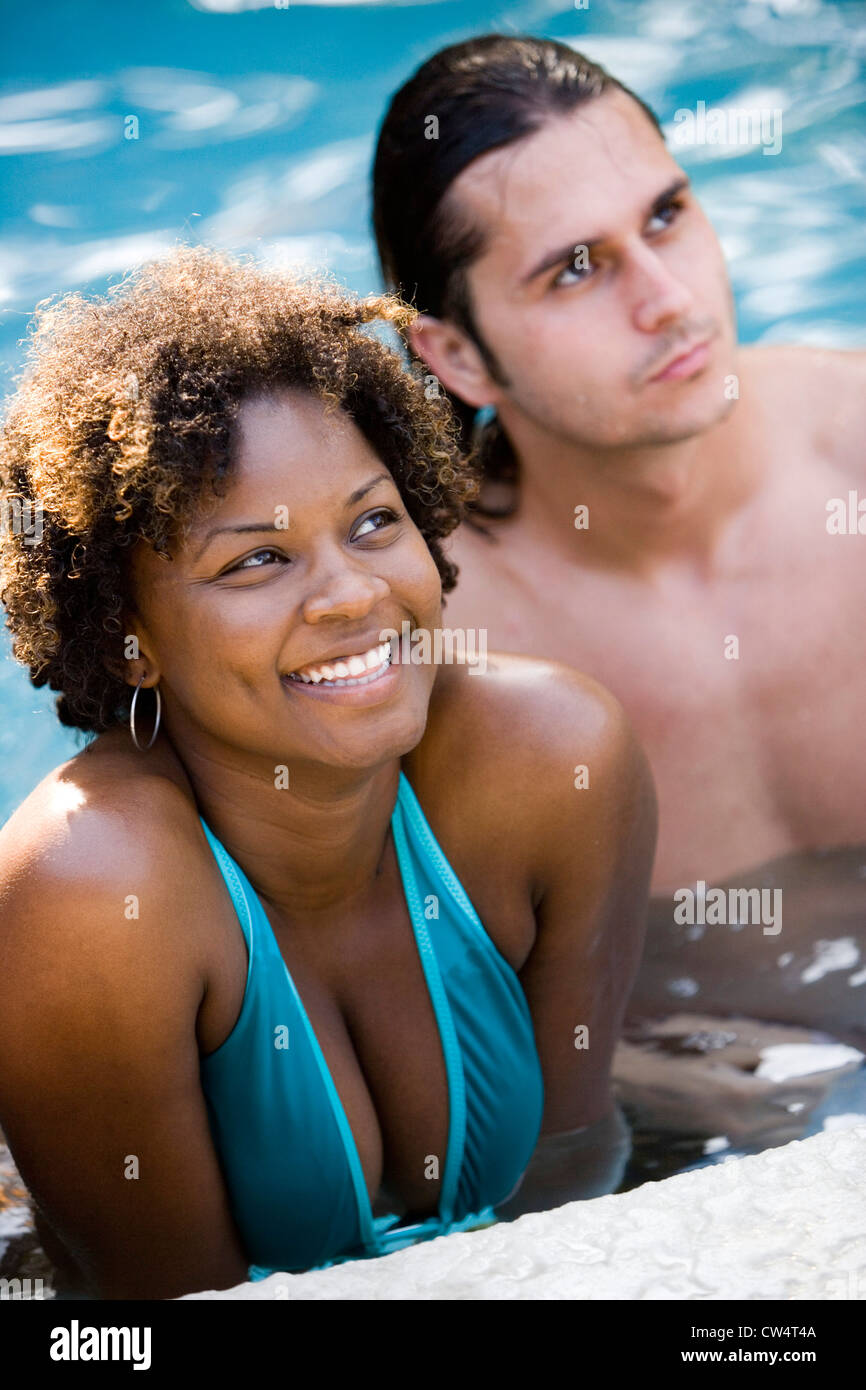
(280, 650), (403, 705)
(288, 640), (392, 684)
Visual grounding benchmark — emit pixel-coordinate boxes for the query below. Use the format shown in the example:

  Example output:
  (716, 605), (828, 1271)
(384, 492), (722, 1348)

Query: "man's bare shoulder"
(741, 341), (866, 374)
(741, 342), (866, 472)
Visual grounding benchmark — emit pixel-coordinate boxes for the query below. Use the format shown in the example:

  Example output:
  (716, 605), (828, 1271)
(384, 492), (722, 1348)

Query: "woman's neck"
(89, 723), (403, 921)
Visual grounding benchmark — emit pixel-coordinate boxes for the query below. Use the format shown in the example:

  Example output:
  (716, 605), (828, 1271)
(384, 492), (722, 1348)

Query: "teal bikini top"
(197, 770), (545, 1280)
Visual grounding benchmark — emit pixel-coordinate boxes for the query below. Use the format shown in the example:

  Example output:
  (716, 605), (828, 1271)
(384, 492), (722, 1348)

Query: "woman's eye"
(228, 548), (286, 574)
(353, 507), (401, 539)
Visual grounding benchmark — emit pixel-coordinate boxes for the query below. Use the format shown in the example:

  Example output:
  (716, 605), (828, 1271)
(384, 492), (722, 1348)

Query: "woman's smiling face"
(126, 387), (443, 771)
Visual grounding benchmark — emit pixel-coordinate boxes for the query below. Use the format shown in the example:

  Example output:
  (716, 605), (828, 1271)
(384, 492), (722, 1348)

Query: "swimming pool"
(1, 0), (865, 1284)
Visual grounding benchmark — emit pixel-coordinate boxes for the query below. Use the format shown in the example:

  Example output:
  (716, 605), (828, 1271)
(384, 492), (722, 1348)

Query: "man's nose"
(626, 238), (695, 335)
(300, 549), (391, 624)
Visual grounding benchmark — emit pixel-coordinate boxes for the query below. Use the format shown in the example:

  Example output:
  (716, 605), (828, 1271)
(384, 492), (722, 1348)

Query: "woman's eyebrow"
(191, 520), (285, 563)
(519, 175), (692, 287)
(345, 472), (394, 506)
(190, 473), (395, 561)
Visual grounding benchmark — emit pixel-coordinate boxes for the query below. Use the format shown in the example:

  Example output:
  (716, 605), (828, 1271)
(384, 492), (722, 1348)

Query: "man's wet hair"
(372, 34), (666, 525)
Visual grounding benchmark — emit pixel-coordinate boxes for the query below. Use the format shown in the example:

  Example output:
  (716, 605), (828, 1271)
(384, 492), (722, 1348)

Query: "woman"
(0, 246), (656, 1300)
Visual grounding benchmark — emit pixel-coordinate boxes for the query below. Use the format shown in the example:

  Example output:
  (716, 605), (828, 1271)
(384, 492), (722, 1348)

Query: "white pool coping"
(180, 1123), (866, 1300)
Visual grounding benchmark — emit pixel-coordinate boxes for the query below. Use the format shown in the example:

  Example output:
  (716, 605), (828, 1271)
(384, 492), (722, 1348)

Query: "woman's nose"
(300, 557), (391, 624)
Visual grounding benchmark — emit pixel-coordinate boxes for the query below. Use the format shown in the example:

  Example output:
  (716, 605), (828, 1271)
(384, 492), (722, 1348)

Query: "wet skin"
(0, 388), (655, 1298)
(406, 88), (866, 1044)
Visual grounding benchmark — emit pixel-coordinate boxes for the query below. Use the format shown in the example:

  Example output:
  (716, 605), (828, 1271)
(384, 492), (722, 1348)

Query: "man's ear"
(407, 314), (501, 410)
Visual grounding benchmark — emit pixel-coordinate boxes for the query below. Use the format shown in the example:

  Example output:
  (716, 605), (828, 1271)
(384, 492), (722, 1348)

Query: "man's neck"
(494, 363), (764, 577)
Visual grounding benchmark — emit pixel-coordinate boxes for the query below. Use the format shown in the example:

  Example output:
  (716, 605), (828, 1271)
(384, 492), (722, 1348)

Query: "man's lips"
(649, 337), (712, 382)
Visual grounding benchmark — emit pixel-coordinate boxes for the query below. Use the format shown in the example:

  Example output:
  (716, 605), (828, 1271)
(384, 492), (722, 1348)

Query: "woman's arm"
(441, 657), (657, 1213)
(494, 1102), (632, 1221)
(0, 790), (252, 1300)
(421, 656), (657, 1212)
(515, 671), (657, 1143)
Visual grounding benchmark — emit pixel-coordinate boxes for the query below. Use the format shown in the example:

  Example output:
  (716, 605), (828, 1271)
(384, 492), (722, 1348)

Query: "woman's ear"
(104, 619), (154, 687)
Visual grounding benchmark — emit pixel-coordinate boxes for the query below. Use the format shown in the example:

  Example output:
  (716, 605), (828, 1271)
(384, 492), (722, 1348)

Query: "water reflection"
(617, 844), (866, 1184)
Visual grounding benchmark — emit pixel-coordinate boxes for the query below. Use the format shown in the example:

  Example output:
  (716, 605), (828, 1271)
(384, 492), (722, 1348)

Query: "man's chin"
(633, 388), (739, 449)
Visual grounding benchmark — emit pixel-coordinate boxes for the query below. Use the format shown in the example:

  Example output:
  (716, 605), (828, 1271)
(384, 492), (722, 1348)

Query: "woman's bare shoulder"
(404, 653), (638, 872)
(1, 729), (197, 865)
(0, 727), (211, 966)
(413, 652), (627, 777)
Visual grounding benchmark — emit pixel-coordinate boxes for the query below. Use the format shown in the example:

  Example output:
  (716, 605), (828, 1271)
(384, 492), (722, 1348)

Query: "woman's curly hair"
(0, 244), (480, 735)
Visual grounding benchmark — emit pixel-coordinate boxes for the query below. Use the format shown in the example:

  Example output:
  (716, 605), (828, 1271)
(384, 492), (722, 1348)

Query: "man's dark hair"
(372, 33), (666, 524)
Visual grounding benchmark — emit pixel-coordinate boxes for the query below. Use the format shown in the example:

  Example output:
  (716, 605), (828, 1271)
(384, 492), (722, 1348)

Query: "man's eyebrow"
(520, 176), (692, 287)
(190, 473), (394, 561)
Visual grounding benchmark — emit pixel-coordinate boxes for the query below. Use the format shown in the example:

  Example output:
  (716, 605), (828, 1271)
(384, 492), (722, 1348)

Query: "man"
(372, 34), (866, 1104)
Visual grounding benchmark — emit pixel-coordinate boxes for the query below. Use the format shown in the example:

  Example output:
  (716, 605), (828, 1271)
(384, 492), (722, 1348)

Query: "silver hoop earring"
(130, 676), (161, 751)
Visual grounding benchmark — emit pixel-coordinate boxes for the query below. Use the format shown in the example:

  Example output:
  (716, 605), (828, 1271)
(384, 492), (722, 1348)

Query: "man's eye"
(228, 548), (286, 573)
(353, 507), (401, 539)
(552, 199), (687, 290)
(553, 253), (595, 290)
(647, 198), (686, 233)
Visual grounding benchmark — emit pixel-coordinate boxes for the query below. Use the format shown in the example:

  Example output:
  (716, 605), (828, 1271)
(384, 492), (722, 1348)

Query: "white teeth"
(286, 642), (392, 688)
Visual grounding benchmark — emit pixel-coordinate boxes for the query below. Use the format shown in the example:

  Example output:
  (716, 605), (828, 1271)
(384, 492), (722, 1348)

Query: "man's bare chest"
(447, 525), (866, 855)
